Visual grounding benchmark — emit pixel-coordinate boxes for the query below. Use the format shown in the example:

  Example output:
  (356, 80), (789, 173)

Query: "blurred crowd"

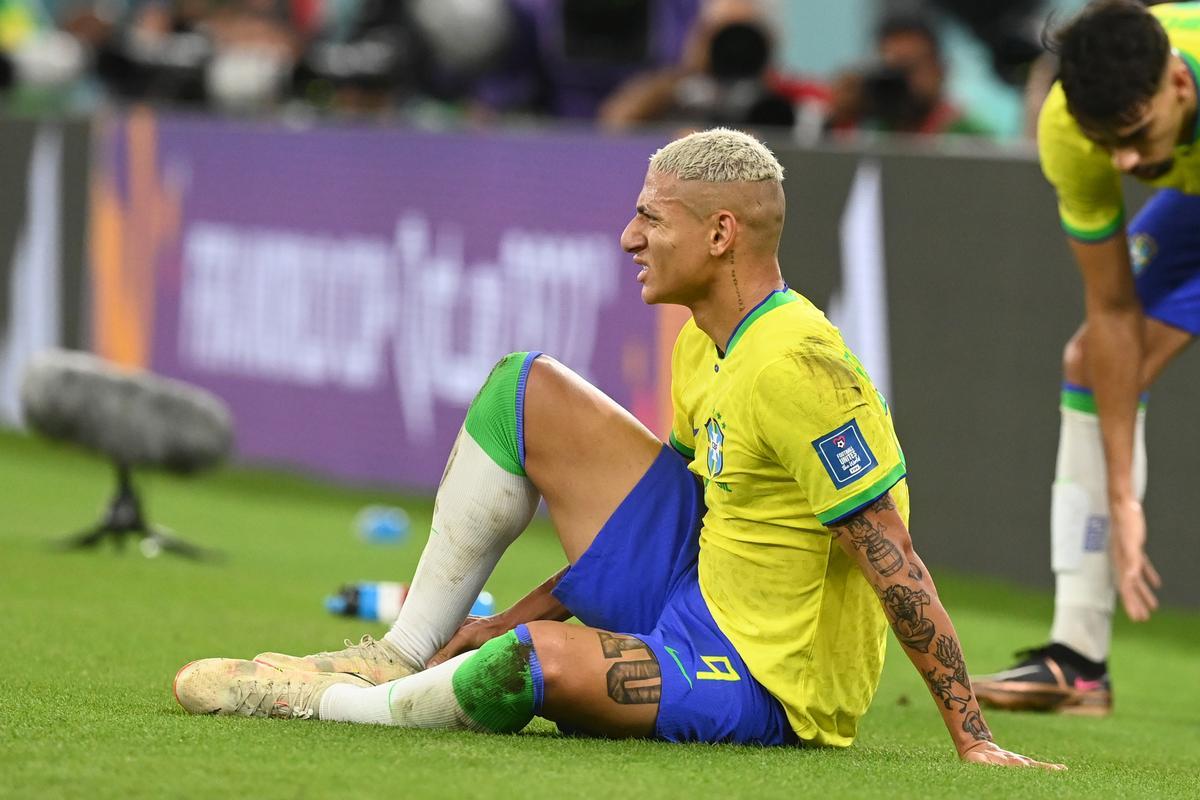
(0, 0), (1074, 140)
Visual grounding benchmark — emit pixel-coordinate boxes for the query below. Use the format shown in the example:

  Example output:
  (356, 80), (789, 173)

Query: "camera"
(0, 51), (13, 91)
(861, 63), (930, 130)
(676, 21), (795, 129)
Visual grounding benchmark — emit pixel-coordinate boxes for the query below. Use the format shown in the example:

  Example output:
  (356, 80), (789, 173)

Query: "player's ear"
(1171, 58), (1192, 98)
(710, 210), (736, 257)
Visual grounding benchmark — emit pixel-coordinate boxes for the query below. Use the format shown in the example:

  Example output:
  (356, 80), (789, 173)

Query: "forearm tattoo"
(924, 668), (971, 712)
(933, 634), (969, 689)
(881, 585), (935, 652)
(924, 633), (991, 739)
(597, 632), (661, 705)
(962, 710), (992, 742)
(833, 495), (992, 743)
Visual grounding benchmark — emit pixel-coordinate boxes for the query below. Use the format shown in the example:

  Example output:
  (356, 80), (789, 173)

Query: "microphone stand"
(56, 462), (223, 561)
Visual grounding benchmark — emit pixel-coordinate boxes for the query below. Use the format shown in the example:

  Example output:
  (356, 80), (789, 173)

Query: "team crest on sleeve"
(812, 419), (877, 488)
(705, 416), (725, 477)
(1128, 233), (1156, 276)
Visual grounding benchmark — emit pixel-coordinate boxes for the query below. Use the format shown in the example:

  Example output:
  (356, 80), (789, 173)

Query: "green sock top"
(464, 352), (535, 476)
(451, 630), (537, 734)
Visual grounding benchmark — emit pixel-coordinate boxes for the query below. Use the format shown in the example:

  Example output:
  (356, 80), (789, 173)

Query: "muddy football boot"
(254, 634), (417, 686)
(173, 658), (370, 719)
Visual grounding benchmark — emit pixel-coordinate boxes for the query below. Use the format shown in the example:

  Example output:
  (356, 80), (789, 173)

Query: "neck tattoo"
(730, 251), (744, 311)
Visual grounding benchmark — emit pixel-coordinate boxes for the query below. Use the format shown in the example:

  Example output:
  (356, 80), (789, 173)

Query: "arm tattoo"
(869, 494), (896, 512)
(962, 710), (993, 742)
(836, 493), (988, 735)
(924, 668), (971, 712)
(834, 510), (904, 577)
(597, 632), (661, 705)
(881, 585), (935, 652)
(933, 634), (970, 689)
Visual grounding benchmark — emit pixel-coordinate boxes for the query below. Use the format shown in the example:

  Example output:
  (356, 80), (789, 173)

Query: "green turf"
(1, 430), (1197, 799)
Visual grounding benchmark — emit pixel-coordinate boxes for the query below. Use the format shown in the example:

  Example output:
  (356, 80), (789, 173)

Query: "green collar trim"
(723, 289), (798, 357)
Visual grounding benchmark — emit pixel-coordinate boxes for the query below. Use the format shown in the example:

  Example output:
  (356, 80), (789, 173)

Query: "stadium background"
(1, 1), (1198, 797)
(3, 111), (1196, 606)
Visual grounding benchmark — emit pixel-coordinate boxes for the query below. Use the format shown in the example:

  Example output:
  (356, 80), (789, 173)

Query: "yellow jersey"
(669, 288), (909, 747)
(1038, 3), (1200, 240)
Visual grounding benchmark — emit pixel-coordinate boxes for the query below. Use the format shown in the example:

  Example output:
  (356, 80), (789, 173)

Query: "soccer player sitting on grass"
(174, 129), (1060, 767)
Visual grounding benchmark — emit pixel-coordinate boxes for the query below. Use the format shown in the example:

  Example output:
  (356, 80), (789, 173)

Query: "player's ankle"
(381, 631), (426, 671)
(1046, 642), (1107, 679)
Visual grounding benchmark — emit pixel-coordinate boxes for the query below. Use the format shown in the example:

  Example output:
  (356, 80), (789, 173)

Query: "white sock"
(1049, 400), (1146, 663)
(383, 430), (539, 667)
(319, 652), (483, 728)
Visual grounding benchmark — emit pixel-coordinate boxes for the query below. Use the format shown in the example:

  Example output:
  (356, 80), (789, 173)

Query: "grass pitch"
(1, 431), (1197, 800)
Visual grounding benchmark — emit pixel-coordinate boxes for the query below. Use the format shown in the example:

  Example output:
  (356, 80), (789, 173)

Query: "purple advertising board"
(91, 113), (670, 489)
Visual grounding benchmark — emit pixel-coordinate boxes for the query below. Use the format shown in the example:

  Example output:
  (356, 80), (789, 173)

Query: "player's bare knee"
(521, 621), (571, 695)
(523, 356), (571, 408)
(522, 358), (602, 459)
(1062, 332), (1089, 385)
(522, 620), (609, 707)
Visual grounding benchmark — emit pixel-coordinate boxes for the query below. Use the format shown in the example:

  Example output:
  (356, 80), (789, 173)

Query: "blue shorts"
(1130, 189), (1200, 335)
(551, 445), (796, 746)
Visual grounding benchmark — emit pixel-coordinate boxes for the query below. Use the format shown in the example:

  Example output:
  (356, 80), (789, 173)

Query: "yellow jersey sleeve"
(751, 351), (906, 526)
(1037, 83), (1125, 241)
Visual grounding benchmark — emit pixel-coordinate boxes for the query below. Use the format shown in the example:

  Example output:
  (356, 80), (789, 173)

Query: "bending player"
(174, 129), (1060, 767)
(974, 0), (1198, 715)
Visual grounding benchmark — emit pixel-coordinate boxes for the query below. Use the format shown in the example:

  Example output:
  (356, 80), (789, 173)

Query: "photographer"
(598, 0), (828, 138)
(827, 14), (989, 137)
(472, 0), (701, 121)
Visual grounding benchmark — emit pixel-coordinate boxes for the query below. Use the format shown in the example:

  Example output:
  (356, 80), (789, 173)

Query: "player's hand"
(426, 615), (512, 668)
(959, 740), (1066, 770)
(1109, 496), (1162, 622)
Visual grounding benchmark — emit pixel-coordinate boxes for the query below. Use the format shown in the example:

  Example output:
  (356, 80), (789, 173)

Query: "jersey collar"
(719, 287), (798, 358)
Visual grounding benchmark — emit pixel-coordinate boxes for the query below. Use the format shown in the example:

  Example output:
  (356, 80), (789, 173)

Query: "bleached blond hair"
(648, 128), (784, 183)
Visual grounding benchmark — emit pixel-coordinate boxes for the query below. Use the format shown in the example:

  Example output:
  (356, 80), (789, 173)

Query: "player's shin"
(1049, 388), (1147, 662)
(319, 627), (543, 731)
(383, 352), (543, 668)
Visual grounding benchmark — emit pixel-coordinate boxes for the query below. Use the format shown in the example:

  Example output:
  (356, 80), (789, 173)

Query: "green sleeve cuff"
(668, 431), (695, 459)
(1060, 209), (1124, 243)
(815, 463), (907, 526)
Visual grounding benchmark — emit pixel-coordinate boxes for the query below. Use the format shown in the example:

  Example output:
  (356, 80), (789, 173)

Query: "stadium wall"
(76, 113), (1197, 606)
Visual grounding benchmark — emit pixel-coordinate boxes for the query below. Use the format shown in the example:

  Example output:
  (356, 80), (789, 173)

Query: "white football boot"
(254, 634), (417, 686)
(173, 658), (370, 719)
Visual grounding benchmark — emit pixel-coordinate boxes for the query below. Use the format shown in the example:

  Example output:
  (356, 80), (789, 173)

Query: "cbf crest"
(705, 415), (725, 477)
(1129, 233), (1157, 276)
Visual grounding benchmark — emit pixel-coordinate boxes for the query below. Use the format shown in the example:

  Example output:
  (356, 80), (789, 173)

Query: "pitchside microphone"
(20, 349), (234, 560)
